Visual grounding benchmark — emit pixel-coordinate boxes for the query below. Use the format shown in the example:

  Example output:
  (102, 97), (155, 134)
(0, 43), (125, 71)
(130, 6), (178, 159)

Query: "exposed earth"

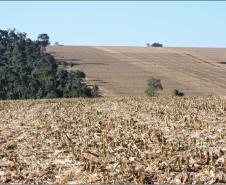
(47, 46), (226, 96)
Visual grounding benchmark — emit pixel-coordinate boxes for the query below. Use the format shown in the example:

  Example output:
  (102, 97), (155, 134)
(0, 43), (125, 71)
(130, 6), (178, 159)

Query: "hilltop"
(47, 46), (226, 96)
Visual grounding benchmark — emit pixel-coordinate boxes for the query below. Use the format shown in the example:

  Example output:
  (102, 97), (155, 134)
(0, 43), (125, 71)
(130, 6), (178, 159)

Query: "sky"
(0, 1), (226, 47)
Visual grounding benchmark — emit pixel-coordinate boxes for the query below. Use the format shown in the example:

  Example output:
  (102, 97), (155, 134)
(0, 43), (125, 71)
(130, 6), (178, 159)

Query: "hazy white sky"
(0, 1), (226, 47)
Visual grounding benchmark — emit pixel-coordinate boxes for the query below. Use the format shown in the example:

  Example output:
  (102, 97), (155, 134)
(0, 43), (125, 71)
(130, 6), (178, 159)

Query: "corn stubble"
(0, 97), (226, 184)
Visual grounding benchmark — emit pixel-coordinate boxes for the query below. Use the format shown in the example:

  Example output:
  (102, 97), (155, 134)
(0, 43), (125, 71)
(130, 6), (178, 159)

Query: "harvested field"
(0, 97), (226, 184)
(47, 46), (226, 96)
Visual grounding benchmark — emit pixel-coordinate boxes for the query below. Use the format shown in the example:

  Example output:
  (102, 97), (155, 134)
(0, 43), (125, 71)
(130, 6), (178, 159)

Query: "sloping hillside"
(47, 46), (226, 96)
(0, 97), (226, 184)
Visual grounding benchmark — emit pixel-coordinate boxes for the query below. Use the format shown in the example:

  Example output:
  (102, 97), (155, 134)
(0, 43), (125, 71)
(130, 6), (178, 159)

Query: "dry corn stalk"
(0, 96), (226, 184)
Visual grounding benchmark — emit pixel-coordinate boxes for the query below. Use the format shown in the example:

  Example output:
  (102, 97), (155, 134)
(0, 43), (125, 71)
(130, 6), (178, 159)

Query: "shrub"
(145, 78), (163, 96)
(172, 89), (184, 97)
(91, 84), (100, 97)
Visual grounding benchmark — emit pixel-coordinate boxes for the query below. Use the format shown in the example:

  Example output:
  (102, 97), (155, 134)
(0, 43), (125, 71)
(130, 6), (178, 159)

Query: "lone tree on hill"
(151, 43), (163, 47)
(145, 78), (163, 96)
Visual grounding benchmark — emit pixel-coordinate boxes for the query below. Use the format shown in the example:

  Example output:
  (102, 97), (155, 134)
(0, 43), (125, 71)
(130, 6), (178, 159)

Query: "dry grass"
(0, 96), (226, 184)
(47, 46), (226, 96)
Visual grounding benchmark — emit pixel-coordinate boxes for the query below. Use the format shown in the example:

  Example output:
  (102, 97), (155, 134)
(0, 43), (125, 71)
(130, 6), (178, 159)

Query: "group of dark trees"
(0, 29), (99, 100)
(146, 43), (163, 47)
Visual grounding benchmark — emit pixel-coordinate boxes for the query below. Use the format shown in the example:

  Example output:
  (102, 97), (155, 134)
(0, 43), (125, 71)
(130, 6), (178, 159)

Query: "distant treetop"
(37, 33), (50, 48)
(151, 43), (163, 47)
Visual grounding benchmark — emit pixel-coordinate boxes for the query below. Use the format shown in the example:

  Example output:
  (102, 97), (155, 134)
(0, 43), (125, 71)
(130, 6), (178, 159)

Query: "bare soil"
(47, 46), (226, 96)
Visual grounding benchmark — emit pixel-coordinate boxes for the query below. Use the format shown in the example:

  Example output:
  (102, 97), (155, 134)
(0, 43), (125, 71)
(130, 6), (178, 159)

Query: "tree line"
(0, 29), (99, 100)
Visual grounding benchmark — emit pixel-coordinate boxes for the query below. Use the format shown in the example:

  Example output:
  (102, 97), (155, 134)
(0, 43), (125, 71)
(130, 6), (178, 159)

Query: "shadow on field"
(218, 62), (226, 64)
(89, 79), (109, 84)
(77, 62), (108, 66)
(58, 57), (108, 66)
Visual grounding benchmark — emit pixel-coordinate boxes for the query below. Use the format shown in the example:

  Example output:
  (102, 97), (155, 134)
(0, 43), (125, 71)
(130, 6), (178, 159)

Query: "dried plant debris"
(0, 96), (226, 184)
